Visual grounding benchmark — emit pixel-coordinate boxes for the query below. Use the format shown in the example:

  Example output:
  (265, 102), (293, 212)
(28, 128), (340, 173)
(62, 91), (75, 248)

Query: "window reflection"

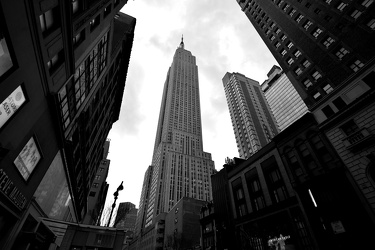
(0, 26), (13, 77)
(34, 151), (74, 221)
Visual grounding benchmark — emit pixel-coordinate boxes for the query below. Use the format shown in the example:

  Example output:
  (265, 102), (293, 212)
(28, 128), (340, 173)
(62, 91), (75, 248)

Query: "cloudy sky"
(104, 0), (278, 211)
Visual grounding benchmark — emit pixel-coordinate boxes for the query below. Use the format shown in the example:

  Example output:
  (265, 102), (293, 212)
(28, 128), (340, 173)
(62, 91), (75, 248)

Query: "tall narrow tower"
(222, 72), (279, 159)
(139, 38), (215, 229)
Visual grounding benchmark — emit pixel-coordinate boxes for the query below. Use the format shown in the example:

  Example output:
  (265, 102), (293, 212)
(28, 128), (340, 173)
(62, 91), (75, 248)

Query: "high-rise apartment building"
(137, 38), (215, 232)
(0, 0), (135, 248)
(261, 65), (308, 131)
(222, 72), (279, 159)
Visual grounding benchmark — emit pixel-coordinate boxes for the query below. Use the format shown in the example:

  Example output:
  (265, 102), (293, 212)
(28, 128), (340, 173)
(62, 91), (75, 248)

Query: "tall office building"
(236, 0), (375, 121)
(236, 0), (375, 235)
(222, 72), (279, 159)
(261, 65), (308, 131)
(138, 38), (215, 231)
(0, 0), (135, 248)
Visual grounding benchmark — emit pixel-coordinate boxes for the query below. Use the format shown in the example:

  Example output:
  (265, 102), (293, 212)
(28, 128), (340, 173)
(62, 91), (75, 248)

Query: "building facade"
(261, 65), (308, 131)
(0, 0), (135, 248)
(222, 72), (279, 159)
(83, 140), (111, 225)
(137, 38), (216, 233)
(115, 202), (137, 231)
(236, 0), (375, 222)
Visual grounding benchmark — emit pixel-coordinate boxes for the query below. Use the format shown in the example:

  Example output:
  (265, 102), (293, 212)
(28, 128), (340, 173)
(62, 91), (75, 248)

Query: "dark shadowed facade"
(0, 0), (135, 248)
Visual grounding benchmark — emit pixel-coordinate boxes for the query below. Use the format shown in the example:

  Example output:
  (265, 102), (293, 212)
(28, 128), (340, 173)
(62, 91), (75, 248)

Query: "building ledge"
(343, 128), (375, 152)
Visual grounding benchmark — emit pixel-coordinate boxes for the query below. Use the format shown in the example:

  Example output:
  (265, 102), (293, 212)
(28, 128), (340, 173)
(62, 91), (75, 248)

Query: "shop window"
(0, 85), (26, 129)
(14, 137), (41, 181)
(39, 7), (60, 35)
(367, 19), (375, 30)
(0, 20), (14, 78)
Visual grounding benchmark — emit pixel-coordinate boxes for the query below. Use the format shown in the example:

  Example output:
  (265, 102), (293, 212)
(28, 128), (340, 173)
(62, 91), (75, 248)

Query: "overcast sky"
(104, 0), (278, 211)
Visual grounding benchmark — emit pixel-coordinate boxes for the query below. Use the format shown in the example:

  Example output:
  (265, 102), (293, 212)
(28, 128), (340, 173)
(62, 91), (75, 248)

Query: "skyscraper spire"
(179, 34), (184, 49)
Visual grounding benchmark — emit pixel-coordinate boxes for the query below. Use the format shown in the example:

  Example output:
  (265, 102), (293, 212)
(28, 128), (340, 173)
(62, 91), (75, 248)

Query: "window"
(95, 175), (100, 180)
(298, 142), (317, 170)
(72, 0), (80, 14)
(314, 8), (321, 14)
(289, 8), (296, 17)
(349, 59), (364, 72)
(362, 0), (374, 7)
(294, 50), (302, 58)
(275, 42), (281, 48)
(39, 7), (60, 35)
(350, 10), (362, 19)
(47, 50), (64, 74)
(0, 21), (14, 78)
(324, 15), (333, 21)
(281, 34), (287, 41)
(303, 20), (313, 30)
(312, 28), (323, 38)
(325, 0), (332, 4)
(280, 49), (287, 56)
(93, 183), (99, 188)
(367, 19), (375, 30)
(246, 173), (266, 211)
(341, 120), (359, 136)
(294, 67), (303, 76)
(336, 2), (347, 11)
(287, 41), (294, 49)
(287, 57), (294, 65)
(14, 137), (41, 181)
(89, 191), (96, 197)
(303, 78), (313, 89)
(90, 15), (100, 32)
(73, 29), (85, 47)
(323, 84), (333, 94)
(99, 167), (104, 172)
(58, 86), (70, 129)
(313, 92), (321, 100)
(311, 70), (322, 81)
(333, 97), (347, 110)
(270, 35), (276, 41)
(335, 47), (349, 60)
(0, 85), (26, 129)
(104, 5), (112, 17)
(276, 28), (281, 34)
(302, 59), (311, 68)
(305, 2), (312, 8)
(232, 178), (247, 217)
(322, 36), (335, 48)
(286, 149), (303, 176)
(283, 4), (290, 11)
(295, 14), (304, 23)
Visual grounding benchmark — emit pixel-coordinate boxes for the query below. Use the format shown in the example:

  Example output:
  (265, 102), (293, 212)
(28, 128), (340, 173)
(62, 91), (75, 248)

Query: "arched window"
(308, 132), (333, 164)
(296, 140), (318, 171)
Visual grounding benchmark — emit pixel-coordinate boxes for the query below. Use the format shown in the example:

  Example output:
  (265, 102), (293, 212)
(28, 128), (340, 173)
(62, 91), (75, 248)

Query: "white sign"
(0, 86), (26, 129)
(14, 137), (41, 181)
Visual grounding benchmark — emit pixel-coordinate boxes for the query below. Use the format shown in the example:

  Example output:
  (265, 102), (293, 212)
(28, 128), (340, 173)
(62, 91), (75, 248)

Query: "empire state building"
(137, 38), (215, 230)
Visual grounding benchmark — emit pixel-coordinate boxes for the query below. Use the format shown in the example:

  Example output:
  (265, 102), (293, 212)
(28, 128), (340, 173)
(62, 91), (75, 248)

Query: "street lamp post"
(106, 181), (124, 227)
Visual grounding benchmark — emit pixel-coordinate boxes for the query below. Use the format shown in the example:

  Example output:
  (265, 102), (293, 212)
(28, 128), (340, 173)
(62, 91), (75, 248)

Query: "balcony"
(343, 128), (375, 152)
